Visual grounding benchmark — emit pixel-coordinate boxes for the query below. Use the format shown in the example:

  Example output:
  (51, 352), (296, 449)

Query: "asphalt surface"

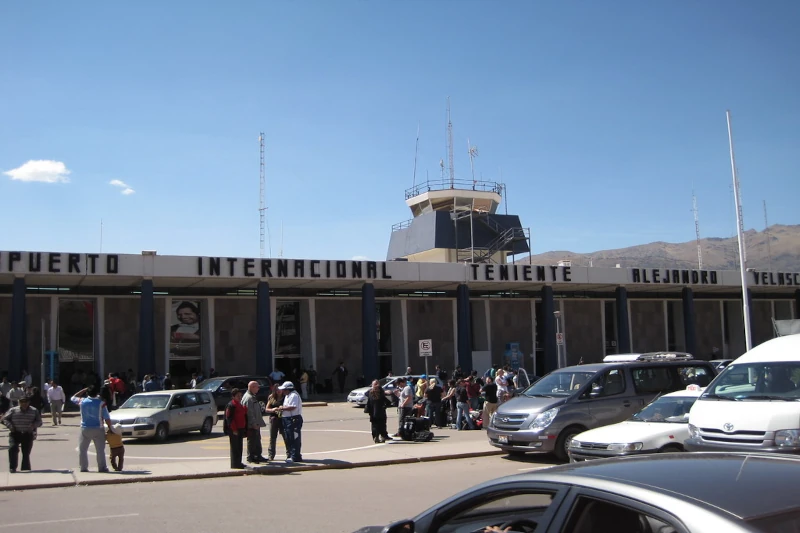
(0, 456), (552, 533)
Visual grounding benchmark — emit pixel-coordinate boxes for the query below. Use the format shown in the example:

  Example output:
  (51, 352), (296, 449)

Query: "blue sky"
(1, 1), (798, 261)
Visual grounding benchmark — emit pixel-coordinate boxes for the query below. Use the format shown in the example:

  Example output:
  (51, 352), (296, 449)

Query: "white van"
(686, 334), (800, 454)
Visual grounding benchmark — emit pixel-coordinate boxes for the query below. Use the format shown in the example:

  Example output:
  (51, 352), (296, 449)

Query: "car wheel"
(555, 426), (585, 462)
(659, 444), (683, 453)
(200, 417), (213, 435)
(154, 422), (169, 442)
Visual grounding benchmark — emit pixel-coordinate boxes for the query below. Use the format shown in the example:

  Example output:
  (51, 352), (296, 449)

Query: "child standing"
(105, 423), (125, 471)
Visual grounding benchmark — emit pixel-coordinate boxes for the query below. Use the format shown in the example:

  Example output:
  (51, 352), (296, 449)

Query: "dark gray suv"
(486, 353), (716, 461)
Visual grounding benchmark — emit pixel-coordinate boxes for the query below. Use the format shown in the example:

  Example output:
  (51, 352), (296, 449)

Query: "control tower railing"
(405, 179), (503, 200)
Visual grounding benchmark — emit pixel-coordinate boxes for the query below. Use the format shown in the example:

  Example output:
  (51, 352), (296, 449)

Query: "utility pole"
(692, 188), (703, 269)
(726, 110), (752, 352)
(763, 200), (773, 272)
(447, 97), (455, 188)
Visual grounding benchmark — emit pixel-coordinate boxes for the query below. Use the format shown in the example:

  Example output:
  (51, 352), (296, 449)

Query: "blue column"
(361, 283), (378, 383)
(616, 287), (631, 353)
(255, 281), (273, 375)
(456, 284), (473, 373)
(541, 286), (557, 374)
(8, 277), (27, 380)
(682, 287), (696, 356)
(137, 280), (156, 375)
(795, 290), (800, 320)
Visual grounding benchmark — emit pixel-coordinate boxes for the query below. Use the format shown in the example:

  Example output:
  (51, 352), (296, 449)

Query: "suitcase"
(414, 430), (434, 442)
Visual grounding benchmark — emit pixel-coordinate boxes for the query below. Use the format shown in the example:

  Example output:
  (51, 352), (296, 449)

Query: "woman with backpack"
(224, 388), (247, 469)
(364, 380), (392, 443)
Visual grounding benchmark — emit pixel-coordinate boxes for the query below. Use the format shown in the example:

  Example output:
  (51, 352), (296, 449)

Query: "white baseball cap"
(278, 381), (295, 390)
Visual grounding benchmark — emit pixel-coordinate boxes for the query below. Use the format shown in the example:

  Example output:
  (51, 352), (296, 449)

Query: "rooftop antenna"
(692, 186), (703, 269)
(726, 110), (752, 351)
(467, 137), (478, 183)
(499, 166), (508, 215)
(763, 200), (773, 272)
(439, 159), (445, 180)
(100, 219), (103, 253)
(259, 132), (271, 257)
(412, 122), (420, 187)
(446, 97), (455, 188)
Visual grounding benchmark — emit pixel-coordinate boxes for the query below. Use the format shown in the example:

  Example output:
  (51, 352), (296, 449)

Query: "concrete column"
(682, 288), (696, 356)
(205, 297), (216, 374)
(456, 284), (473, 373)
(390, 300), (407, 375)
(361, 283), (378, 382)
(795, 290), (800, 319)
(308, 298), (317, 372)
(9, 277), (27, 380)
(541, 286), (557, 374)
(615, 287), (631, 354)
(97, 297), (106, 379)
(255, 281), (273, 376)
(137, 279), (156, 375)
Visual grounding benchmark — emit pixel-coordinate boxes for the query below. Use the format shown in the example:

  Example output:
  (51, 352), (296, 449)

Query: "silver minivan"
(109, 389), (217, 442)
(486, 353), (716, 461)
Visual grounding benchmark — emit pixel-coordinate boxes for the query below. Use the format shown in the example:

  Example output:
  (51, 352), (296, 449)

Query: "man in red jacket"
(225, 389), (248, 469)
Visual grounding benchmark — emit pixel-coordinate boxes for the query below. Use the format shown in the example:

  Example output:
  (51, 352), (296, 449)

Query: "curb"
(0, 450), (504, 492)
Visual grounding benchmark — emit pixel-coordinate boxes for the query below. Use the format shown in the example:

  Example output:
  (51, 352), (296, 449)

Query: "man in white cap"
(275, 381), (303, 463)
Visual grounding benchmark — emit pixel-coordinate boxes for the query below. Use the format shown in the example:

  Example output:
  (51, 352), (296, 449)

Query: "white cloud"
(110, 179), (135, 195)
(4, 160), (71, 183)
(352, 255), (369, 261)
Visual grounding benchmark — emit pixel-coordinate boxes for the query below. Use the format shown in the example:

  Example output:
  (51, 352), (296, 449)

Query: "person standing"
(307, 365), (317, 396)
(224, 388), (247, 469)
(276, 381), (303, 463)
(0, 376), (11, 414)
(332, 362), (348, 394)
(299, 369), (309, 401)
(264, 384), (285, 461)
(71, 386), (113, 472)
(364, 380), (392, 443)
(1, 396), (43, 472)
(481, 377), (499, 428)
(105, 424), (125, 471)
(241, 381), (268, 464)
(424, 378), (444, 428)
(394, 377), (414, 437)
(455, 379), (476, 430)
(163, 373), (173, 391)
(7, 382), (26, 408)
(269, 368), (285, 386)
(21, 370), (32, 388)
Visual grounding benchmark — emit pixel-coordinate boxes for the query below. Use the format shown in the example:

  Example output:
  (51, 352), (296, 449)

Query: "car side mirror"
(382, 519), (414, 533)
(170, 404), (181, 410)
(589, 385), (603, 398)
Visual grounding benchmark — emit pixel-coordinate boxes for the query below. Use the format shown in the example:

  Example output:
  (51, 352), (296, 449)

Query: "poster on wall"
(504, 342), (522, 371)
(169, 300), (201, 360)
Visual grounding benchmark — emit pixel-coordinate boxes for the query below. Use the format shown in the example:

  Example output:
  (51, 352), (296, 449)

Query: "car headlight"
(688, 424), (699, 438)
(134, 417), (154, 425)
(775, 429), (800, 447)
(607, 442), (643, 453)
(569, 439), (582, 449)
(530, 408), (559, 430)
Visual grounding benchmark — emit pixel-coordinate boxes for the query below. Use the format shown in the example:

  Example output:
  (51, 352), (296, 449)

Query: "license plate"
(498, 435), (508, 444)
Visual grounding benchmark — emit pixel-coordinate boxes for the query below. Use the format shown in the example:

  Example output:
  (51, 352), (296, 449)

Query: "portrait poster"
(504, 342), (521, 371)
(169, 300), (201, 360)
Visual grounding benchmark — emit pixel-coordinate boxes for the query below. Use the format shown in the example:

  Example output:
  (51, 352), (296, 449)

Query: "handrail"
(391, 219), (413, 232)
(405, 179), (503, 200)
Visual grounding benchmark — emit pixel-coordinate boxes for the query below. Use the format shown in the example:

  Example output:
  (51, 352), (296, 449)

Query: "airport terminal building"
(2, 181), (799, 388)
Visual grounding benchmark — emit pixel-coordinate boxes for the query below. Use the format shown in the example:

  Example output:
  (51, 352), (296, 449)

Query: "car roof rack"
(603, 352), (694, 363)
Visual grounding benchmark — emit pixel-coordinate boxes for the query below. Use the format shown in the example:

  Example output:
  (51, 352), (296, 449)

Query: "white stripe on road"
(517, 466), (549, 472)
(0, 514), (140, 528)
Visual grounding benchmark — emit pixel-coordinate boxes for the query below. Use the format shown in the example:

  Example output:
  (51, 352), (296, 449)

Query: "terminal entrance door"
(57, 299), (96, 399)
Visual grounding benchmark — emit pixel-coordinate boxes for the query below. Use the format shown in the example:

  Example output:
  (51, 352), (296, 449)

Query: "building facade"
(1, 250), (799, 391)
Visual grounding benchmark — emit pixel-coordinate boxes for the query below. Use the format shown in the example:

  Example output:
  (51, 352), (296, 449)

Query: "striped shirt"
(72, 396), (110, 428)
(1, 406), (43, 433)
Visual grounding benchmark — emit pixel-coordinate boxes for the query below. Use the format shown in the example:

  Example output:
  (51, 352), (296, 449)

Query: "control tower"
(387, 178), (531, 263)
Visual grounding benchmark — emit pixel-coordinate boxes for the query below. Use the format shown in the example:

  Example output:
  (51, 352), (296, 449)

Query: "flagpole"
(726, 110), (753, 352)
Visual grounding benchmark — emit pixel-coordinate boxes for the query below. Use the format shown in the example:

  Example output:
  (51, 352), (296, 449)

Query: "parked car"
(568, 385), (704, 462)
(687, 334), (800, 454)
(347, 375), (444, 407)
(487, 352), (717, 461)
(354, 453), (800, 533)
(710, 358), (735, 371)
(109, 389), (217, 442)
(196, 375), (272, 413)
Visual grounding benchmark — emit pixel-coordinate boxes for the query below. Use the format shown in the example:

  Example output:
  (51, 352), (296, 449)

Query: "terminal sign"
(419, 339), (433, 358)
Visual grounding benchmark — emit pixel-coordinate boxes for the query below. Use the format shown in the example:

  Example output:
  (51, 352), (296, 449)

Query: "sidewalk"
(0, 432), (503, 491)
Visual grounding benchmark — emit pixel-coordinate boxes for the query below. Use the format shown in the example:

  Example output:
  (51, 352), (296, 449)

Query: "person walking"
(47, 381), (65, 425)
(264, 384), (285, 461)
(71, 386), (113, 472)
(241, 381), (268, 464)
(1, 395), (43, 472)
(332, 362), (348, 394)
(276, 381), (303, 463)
(7, 382), (26, 408)
(364, 380), (392, 443)
(224, 388), (247, 469)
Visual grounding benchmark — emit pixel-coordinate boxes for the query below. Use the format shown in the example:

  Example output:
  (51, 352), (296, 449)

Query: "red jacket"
(226, 399), (247, 434)
(109, 377), (126, 395)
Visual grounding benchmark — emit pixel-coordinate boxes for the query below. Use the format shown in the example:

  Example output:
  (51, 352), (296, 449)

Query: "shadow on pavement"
(21, 469), (72, 474)
(499, 453), (561, 466)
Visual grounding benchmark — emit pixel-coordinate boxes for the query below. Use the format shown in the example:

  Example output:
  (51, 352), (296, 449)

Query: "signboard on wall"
(169, 300), (201, 360)
(419, 339), (433, 357)
(504, 342), (522, 370)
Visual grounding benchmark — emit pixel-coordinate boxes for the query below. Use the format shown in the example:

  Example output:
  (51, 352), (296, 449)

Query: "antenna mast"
(763, 200), (773, 272)
(467, 138), (478, 182)
(412, 123), (420, 187)
(447, 97), (455, 188)
(692, 188), (703, 269)
(259, 132), (268, 258)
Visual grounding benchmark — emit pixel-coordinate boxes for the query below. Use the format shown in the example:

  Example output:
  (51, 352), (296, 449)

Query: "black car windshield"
(196, 379), (225, 391)
(120, 394), (170, 409)
(524, 371), (596, 397)
(703, 362), (800, 401)
(630, 395), (697, 423)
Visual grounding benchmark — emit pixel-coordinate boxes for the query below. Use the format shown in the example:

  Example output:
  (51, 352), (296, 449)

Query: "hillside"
(515, 224), (800, 271)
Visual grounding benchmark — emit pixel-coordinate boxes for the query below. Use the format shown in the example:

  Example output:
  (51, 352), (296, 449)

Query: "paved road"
(0, 456), (552, 533)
